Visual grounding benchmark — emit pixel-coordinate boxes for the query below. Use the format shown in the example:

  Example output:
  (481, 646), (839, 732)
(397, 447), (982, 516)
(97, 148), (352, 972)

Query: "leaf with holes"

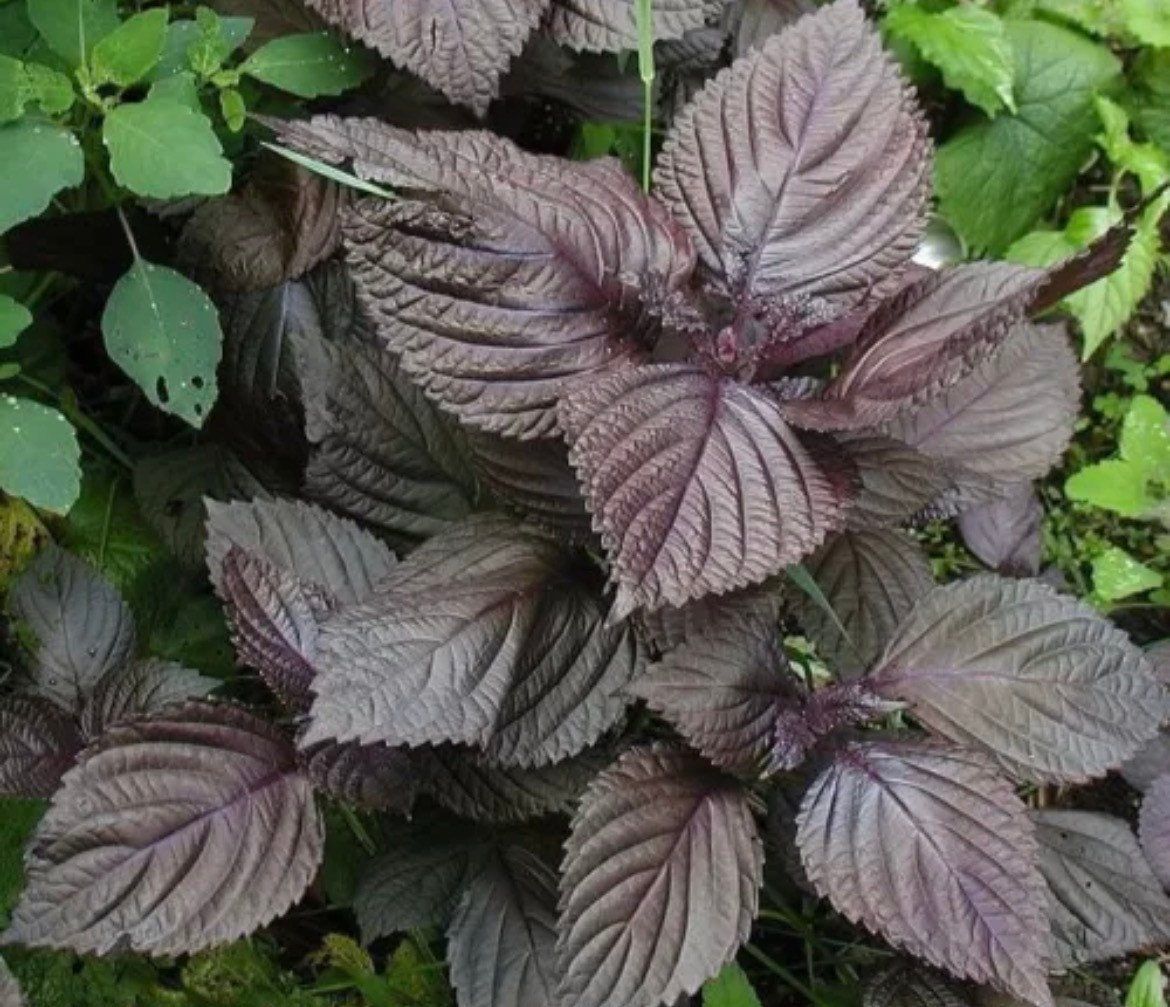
(2, 701), (323, 955)
(869, 575), (1168, 783)
(797, 740), (1050, 1007)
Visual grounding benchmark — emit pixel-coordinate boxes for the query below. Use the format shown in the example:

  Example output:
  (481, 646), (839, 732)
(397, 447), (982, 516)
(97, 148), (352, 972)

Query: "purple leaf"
(957, 483), (1043, 577)
(1140, 775), (1170, 891)
(863, 963), (969, 1007)
(1031, 809), (1170, 968)
(300, 0), (549, 114)
(547, 0), (708, 52)
(0, 697), (83, 799)
(205, 496), (396, 605)
(354, 816), (489, 942)
(558, 745), (763, 1007)
(217, 547), (330, 710)
(792, 529), (933, 679)
(882, 327), (1079, 512)
(302, 334), (477, 547)
(0, 956), (22, 1007)
(306, 517), (641, 766)
(797, 740), (1050, 1007)
(837, 435), (950, 530)
(654, 0), (930, 313)
(8, 546), (136, 713)
(448, 846), (563, 1007)
(2, 701), (324, 955)
(560, 364), (853, 618)
(869, 576), (1168, 783)
(271, 115), (694, 439)
(418, 745), (603, 823)
(79, 659), (217, 739)
(727, 0), (817, 58)
(301, 740), (423, 814)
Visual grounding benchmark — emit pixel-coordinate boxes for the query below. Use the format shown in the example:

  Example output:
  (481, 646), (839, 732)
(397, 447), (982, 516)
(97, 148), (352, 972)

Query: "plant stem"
(635, 0), (655, 192)
(14, 373), (134, 470)
(743, 942), (824, 1006)
(339, 804), (377, 856)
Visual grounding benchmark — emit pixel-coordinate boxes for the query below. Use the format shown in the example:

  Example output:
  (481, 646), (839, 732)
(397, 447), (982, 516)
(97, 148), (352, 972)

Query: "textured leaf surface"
(558, 745), (763, 1007)
(9, 546), (136, 711)
(273, 116), (693, 438)
(1032, 809), (1170, 968)
(653, 0), (930, 311)
(792, 529), (933, 679)
(0, 396), (80, 515)
(449, 846), (561, 1007)
(1141, 776), (1170, 893)
(548, 0), (707, 51)
(863, 963), (969, 1007)
(3, 701), (324, 955)
(299, 0), (547, 113)
(797, 741), (1050, 1007)
(0, 697), (82, 799)
(870, 576), (1167, 783)
(302, 334), (476, 546)
(79, 659), (216, 739)
(301, 740), (421, 814)
(838, 435), (950, 530)
(560, 364), (851, 618)
(307, 518), (639, 765)
(957, 483), (1043, 577)
(0, 119), (84, 235)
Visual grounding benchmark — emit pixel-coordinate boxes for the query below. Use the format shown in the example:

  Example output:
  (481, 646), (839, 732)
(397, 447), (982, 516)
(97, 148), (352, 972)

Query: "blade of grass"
(635, 0), (654, 192)
(261, 141), (396, 199)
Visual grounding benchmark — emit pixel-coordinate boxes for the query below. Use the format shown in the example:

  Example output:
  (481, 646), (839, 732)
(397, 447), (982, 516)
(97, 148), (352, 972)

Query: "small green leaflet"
(1128, 961), (1167, 1007)
(703, 963), (762, 1007)
(90, 8), (169, 88)
(25, 0), (119, 66)
(103, 95), (231, 198)
(0, 393), (81, 513)
(261, 140), (395, 198)
(101, 260), (222, 427)
(1095, 96), (1169, 197)
(885, 3), (1015, 118)
(1124, 0), (1170, 47)
(1092, 546), (1163, 603)
(152, 15), (253, 80)
(0, 118), (84, 234)
(0, 56), (24, 121)
(0, 295), (31, 347)
(241, 31), (374, 98)
(0, 56), (74, 122)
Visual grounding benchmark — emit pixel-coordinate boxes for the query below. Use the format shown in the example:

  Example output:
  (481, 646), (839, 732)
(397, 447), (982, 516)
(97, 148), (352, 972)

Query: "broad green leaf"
(147, 70), (199, 109)
(1093, 547), (1162, 602)
(1121, 395), (1170, 477)
(102, 95), (231, 197)
(218, 85), (244, 131)
(90, 8), (168, 87)
(936, 20), (1120, 254)
(1124, 0), (1170, 46)
(0, 294), (31, 347)
(152, 14), (251, 79)
(25, 0), (118, 65)
(0, 3), (40, 60)
(241, 31), (373, 97)
(1096, 96), (1170, 195)
(884, 4), (1015, 117)
(703, 963), (762, 1007)
(100, 260), (222, 426)
(0, 118), (83, 233)
(0, 393), (80, 513)
(0, 56), (24, 121)
(1032, 0), (1124, 36)
(1066, 458), (1154, 517)
(23, 63), (74, 114)
(1128, 962), (1167, 1007)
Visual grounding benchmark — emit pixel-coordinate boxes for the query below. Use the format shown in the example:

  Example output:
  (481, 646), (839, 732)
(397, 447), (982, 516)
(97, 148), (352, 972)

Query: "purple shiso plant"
(5, 4), (1170, 1007)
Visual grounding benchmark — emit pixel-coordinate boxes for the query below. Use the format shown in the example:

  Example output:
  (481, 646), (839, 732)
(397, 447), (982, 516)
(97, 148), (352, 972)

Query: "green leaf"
(884, 4), (1015, 117)
(100, 260), (222, 426)
(1066, 458), (1153, 517)
(0, 496), (49, 589)
(1093, 546), (1162, 602)
(1121, 394), (1170, 478)
(1095, 95), (1170, 195)
(1124, 0), (1170, 46)
(0, 294), (31, 347)
(147, 68), (199, 108)
(241, 31), (373, 98)
(25, 0), (118, 66)
(0, 55), (24, 121)
(102, 94), (231, 197)
(153, 14), (250, 79)
(0, 393), (80, 513)
(89, 7), (168, 87)
(703, 963), (762, 1007)
(0, 118), (83, 233)
(1127, 962), (1166, 1007)
(0, 3), (40, 60)
(0, 798), (45, 928)
(219, 85), (244, 131)
(935, 19), (1121, 254)
(24, 63), (74, 114)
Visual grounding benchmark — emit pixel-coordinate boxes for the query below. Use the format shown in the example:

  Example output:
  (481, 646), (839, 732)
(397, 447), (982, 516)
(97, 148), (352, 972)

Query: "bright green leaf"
(885, 4), (1015, 117)
(241, 31), (373, 97)
(1093, 547), (1162, 602)
(1065, 458), (1153, 517)
(146, 69), (199, 108)
(218, 85), (244, 131)
(1095, 95), (1169, 195)
(0, 294), (32, 347)
(1121, 394), (1170, 477)
(0, 118), (83, 234)
(0, 3), (40, 60)
(936, 20), (1121, 254)
(703, 963), (762, 1007)
(101, 260), (222, 426)
(1128, 962), (1167, 1007)
(25, 0), (118, 66)
(90, 7), (168, 87)
(23, 63), (74, 114)
(102, 94), (231, 198)
(0, 55), (24, 121)
(0, 393), (80, 513)
(1124, 0), (1170, 46)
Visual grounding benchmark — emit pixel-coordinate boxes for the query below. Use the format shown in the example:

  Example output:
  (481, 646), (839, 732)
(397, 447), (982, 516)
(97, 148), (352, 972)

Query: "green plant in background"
(0, 0), (372, 513)
(1128, 961), (1167, 1007)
